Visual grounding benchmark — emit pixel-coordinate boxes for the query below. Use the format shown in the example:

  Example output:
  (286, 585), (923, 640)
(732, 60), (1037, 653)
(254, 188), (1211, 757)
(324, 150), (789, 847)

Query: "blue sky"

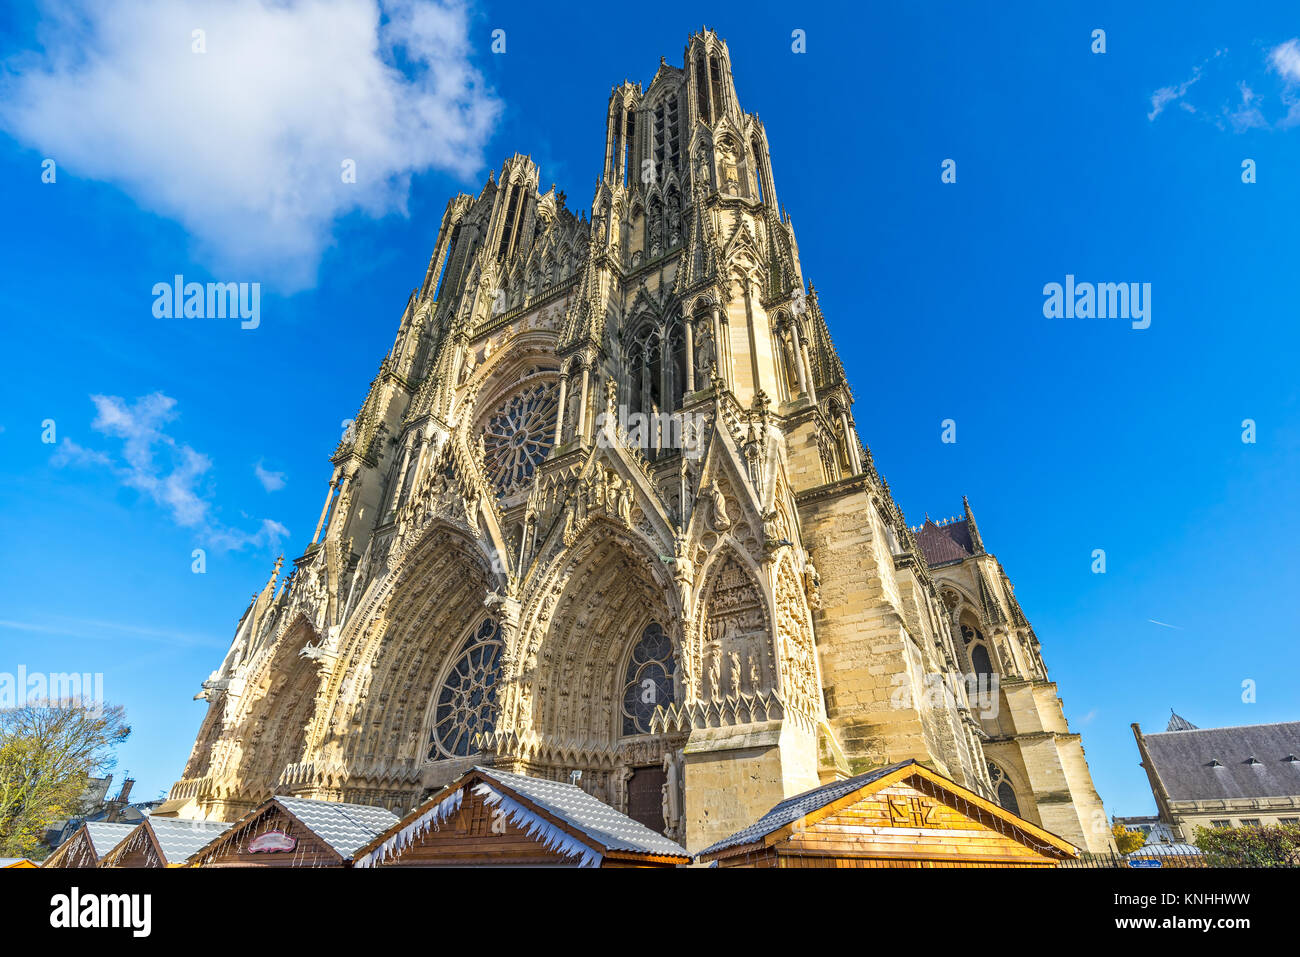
(1, 1), (1297, 818)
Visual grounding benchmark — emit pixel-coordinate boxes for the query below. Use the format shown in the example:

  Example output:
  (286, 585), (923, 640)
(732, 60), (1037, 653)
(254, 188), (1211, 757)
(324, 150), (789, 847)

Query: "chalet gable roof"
(274, 797), (400, 860)
(356, 766), (689, 867)
(144, 817), (232, 864)
(82, 821), (136, 860)
(698, 760), (1078, 861)
(186, 796), (399, 865)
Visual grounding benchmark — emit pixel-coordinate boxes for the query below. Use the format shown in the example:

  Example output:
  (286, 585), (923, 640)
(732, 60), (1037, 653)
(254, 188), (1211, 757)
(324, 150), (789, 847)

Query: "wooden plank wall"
(777, 779), (1059, 867)
(43, 830), (98, 868)
(376, 788), (583, 867)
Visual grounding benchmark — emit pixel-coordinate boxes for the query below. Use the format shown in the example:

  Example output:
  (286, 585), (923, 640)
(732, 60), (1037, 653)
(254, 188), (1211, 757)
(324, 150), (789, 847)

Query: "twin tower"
(162, 31), (1113, 854)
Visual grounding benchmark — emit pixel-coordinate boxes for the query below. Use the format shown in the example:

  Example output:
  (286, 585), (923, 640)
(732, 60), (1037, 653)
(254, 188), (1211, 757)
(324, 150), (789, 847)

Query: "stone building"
(159, 30), (1112, 854)
(1132, 712), (1300, 841)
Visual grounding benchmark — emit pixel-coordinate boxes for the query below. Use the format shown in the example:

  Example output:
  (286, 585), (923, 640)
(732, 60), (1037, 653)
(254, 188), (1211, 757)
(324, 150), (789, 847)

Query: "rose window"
(482, 382), (559, 495)
(429, 618), (504, 758)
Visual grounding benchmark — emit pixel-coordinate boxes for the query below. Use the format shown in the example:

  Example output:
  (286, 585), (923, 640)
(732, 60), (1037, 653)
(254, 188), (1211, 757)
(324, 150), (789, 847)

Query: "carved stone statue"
(661, 748), (684, 840)
(672, 535), (694, 614)
(696, 324), (716, 378)
(707, 483), (730, 531)
(803, 557), (822, 609)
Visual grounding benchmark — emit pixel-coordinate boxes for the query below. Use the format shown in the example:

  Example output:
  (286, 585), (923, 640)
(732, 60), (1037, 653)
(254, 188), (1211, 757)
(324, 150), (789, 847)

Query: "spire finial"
(963, 496), (985, 553)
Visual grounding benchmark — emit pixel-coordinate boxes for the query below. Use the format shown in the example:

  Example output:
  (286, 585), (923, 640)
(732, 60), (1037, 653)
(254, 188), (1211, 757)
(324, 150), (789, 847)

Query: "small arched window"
(988, 762), (1021, 816)
(429, 618), (505, 758)
(621, 622), (676, 735)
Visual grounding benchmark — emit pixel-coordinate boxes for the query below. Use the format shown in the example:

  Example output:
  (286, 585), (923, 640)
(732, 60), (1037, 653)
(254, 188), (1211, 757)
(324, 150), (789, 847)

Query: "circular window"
(482, 381), (559, 495)
(430, 619), (505, 758)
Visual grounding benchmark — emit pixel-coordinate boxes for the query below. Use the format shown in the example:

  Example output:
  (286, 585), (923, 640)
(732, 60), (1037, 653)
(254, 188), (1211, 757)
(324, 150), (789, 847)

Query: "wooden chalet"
(41, 821), (136, 868)
(697, 760), (1080, 868)
(1, 858), (38, 868)
(100, 817), (232, 868)
(188, 796), (399, 867)
(354, 767), (690, 868)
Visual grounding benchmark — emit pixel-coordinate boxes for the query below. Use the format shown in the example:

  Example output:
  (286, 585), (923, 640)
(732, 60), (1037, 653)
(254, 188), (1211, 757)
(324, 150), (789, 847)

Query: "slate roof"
(83, 822), (135, 858)
(276, 797), (400, 860)
(476, 767), (690, 859)
(1143, 722), (1300, 803)
(913, 519), (975, 566)
(147, 818), (232, 864)
(699, 761), (914, 857)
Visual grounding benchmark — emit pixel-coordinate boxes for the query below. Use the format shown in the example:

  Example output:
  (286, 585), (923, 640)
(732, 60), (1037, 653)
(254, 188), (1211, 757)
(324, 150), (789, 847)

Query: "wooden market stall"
(188, 796), (399, 868)
(697, 760), (1079, 868)
(42, 822), (136, 868)
(354, 766), (690, 868)
(100, 817), (232, 868)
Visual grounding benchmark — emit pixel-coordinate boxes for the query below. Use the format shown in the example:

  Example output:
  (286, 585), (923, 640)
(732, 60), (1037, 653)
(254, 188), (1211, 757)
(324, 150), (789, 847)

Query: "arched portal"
(320, 525), (495, 787)
(223, 617), (321, 807)
(528, 526), (674, 746)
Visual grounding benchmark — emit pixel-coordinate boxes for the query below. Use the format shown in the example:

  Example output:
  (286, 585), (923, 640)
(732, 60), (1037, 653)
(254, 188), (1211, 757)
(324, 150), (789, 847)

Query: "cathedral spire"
(963, 496), (985, 553)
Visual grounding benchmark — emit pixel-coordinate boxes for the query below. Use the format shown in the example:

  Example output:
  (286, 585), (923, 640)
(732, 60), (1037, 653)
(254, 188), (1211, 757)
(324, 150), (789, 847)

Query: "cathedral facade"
(162, 31), (1113, 855)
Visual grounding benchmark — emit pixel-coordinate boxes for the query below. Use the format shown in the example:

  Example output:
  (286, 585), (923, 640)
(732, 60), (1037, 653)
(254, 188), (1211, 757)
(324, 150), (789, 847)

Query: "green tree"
(1194, 823), (1300, 867)
(1112, 822), (1146, 854)
(0, 699), (131, 857)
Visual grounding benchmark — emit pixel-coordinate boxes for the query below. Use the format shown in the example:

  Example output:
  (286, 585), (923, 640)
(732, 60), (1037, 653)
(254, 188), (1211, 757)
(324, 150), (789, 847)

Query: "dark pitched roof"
(475, 767), (689, 860)
(1167, 710), (1199, 732)
(1143, 722), (1300, 802)
(699, 761), (915, 857)
(913, 519), (975, 566)
(275, 797), (400, 860)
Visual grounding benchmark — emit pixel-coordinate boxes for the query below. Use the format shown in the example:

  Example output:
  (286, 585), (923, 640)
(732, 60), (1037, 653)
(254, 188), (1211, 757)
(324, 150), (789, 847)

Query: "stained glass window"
(621, 622), (676, 736)
(482, 382), (559, 495)
(988, 762), (1021, 816)
(430, 619), (504, 758)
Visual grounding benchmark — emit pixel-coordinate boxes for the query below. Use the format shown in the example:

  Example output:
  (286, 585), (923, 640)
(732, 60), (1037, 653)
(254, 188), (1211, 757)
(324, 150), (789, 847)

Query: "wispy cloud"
(0, 0), (502, 292)
(52, 392), (288, 552)
(1149, 42), (1300, 131)
(254, 460), (287, 492)
(1148, 64), (1207, 121)
(1147, 619), (1184, 630)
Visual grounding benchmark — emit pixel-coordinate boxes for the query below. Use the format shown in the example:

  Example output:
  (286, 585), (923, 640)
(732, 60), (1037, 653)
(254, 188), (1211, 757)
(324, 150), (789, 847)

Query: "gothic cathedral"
(163, 31), (1113, 855)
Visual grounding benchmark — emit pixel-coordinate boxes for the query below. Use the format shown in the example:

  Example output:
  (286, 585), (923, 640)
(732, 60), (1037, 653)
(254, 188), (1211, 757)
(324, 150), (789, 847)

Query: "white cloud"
(0, 0), (501, 291)
(1150, 44), (1300, 131)
(1148, 67), (1203, 121)
(254, 460), (287, 491)
(52, 392), (288, 552)
(1269, 38), (1300, 83)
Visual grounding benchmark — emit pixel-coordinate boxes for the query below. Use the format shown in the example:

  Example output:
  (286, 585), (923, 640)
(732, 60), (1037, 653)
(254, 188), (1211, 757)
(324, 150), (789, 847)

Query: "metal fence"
(1060, 845), (1208, 869)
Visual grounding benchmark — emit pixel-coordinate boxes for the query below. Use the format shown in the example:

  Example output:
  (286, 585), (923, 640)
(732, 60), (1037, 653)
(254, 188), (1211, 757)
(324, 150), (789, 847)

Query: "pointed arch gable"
(690, 421), (765, 541)
(690, 541), (774, 702)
